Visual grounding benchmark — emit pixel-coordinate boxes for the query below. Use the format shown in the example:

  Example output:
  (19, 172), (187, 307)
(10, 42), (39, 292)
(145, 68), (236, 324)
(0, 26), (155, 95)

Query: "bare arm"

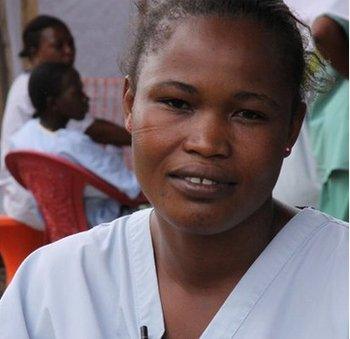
(85, 119), (131, 146)
(312, 15), (349, 78)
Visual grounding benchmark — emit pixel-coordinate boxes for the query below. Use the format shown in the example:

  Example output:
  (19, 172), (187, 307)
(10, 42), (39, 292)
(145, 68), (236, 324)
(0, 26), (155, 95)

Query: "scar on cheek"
(131, 121), (176, 135)
(131, 125), (164, 135)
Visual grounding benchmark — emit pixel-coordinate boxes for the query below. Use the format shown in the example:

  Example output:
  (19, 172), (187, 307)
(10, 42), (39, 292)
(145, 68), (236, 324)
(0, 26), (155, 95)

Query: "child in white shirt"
(4, 62), (141, 229)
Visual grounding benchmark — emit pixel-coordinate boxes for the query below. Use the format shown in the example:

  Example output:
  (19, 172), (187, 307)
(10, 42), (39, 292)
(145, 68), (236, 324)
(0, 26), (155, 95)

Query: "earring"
(284, 147), (291, 156)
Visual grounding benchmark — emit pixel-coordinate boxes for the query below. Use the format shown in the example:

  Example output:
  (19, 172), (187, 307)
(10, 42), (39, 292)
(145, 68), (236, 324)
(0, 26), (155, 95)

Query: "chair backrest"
(6, 151), (146, 242)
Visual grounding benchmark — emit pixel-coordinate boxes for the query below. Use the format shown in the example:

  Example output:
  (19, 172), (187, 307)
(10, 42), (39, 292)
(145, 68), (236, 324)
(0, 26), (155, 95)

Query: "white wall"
(5, 0), (348, 79)
(38, 0), (134, 78)
(285, 0), (348, 23)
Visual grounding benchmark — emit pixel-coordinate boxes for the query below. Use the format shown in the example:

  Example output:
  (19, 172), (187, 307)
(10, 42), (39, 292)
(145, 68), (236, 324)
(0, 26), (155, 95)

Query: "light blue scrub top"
(0, 208), (348, 338)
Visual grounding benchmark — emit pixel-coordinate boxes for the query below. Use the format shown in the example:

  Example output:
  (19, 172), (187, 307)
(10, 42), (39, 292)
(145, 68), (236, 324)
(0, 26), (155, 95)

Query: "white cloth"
(0, 207), (347, 339)
(3, 119), (140, 229)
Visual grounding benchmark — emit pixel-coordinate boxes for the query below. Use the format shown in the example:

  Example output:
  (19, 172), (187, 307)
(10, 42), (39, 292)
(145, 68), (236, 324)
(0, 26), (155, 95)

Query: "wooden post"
(21, 0), (38, 69)
(21, 0), (38, 28)
(0, 0), (12, 120)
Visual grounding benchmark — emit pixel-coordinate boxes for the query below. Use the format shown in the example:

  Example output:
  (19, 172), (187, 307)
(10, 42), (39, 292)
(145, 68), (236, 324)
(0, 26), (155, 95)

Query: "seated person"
(308, 12), (349, 221)
(3, 62), (141, 229)
(0, 15), (131, 203)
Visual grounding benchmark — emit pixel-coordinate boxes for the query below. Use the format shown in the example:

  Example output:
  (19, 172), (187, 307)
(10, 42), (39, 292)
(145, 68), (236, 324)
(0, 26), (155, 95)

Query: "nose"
(183, 111), (231, 158)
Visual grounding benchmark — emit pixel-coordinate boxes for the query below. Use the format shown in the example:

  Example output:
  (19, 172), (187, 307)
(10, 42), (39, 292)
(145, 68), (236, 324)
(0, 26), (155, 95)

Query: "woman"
(0, 1), (347, 338)
(5, 62), (140, 228)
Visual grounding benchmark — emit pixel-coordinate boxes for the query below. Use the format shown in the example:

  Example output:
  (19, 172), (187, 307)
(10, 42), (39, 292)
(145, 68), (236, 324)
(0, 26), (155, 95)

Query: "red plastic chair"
(5, 151), (147, 242)
(0, 216), (44, 285)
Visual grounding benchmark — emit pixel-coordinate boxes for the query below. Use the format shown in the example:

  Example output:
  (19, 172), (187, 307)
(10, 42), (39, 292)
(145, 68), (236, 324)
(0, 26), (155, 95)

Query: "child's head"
(29, 62), (89, 125)
(20, 15), (75, 66)
(121, 0), (313, 234)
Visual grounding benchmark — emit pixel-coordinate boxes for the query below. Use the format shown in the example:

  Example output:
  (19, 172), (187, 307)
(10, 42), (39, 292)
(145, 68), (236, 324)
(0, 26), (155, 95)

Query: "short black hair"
(122, 0), (323, 102)
(19, 15), (69, 58)
(29, 62), (74, 116)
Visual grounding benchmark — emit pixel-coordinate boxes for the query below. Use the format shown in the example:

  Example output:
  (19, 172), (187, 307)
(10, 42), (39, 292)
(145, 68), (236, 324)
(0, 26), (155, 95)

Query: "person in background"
(0, 1), (347, 338)
(4, 62), (141, 229)
(308, 10), (349, 221)
(0, 15), (131, 208)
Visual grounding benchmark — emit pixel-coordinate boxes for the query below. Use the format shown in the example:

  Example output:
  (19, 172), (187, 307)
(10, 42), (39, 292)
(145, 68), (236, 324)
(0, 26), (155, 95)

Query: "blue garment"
(308, 14), (349, 221)
(0, 208), (348, 338)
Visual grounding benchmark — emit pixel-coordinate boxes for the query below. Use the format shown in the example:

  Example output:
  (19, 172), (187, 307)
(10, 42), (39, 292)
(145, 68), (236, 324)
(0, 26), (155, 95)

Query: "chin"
(158, 203), (243, 236)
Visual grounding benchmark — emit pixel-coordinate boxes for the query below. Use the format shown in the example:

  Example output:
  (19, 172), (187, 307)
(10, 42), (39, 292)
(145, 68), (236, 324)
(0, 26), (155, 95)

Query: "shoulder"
(11, 119), (39, 140)
(14, 208), (152, 278)
(12, 72), (30, 87)
(0, 209), (152, 337)
(3, 73), (33, 118)
(298, 207), (348, 240)
(291, 208), (348, 266)
(304, 207), (348, 231)
(8, 73), (30, 95)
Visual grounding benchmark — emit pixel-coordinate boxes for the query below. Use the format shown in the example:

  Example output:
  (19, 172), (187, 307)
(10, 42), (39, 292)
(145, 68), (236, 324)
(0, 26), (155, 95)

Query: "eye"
(232, 109), (265, 121)
(159, 98), (191, 111)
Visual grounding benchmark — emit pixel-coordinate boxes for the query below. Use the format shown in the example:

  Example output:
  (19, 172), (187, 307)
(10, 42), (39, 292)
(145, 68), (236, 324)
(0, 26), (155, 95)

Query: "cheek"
(233, 126), (287, 187)
(131, 109), (183, 195)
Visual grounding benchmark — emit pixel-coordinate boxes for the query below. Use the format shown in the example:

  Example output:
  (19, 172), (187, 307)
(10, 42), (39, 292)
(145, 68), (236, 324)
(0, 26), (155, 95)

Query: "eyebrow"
(153, 81), (280, 109)
(153, 81), (198, 95)
(233, 91), (281, 110)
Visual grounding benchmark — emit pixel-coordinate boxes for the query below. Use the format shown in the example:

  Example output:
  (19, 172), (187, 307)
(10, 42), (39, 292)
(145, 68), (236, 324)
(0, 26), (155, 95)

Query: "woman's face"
(33, 25), (75, 66)
(124, 17), (305, 235)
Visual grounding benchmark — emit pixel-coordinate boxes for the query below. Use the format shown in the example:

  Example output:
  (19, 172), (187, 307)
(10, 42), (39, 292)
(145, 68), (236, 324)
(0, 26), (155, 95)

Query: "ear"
(285, 101), (306, 156)
(122, 76), (135, 133)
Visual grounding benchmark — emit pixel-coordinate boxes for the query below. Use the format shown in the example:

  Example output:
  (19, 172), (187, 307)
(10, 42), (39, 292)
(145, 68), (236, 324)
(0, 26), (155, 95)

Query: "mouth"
(168, 166), (237, 200)
(183, 176), (220, 186)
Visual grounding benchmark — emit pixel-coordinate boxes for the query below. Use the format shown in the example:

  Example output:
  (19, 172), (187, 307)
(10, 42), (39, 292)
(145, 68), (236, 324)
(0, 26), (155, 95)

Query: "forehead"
(138, 16), (293, 105)
(39, 26), (72, 45)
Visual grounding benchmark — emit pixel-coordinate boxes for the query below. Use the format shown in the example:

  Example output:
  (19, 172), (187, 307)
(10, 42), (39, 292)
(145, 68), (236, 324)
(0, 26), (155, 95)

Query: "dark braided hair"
(29, 62), (74, 117)
(19, 15), (71, 58)
(122, 0), (323, 103)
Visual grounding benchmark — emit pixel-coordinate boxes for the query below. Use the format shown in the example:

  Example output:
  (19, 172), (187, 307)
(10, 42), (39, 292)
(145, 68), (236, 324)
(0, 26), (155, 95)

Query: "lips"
(169, 164), (236, 185)
(168, 164), (237, 200)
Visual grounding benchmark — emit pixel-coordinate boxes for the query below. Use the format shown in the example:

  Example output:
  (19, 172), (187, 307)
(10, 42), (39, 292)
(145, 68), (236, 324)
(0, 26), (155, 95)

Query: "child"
(0, 15), (132, 206)
(0, 1), (347, 338)
(4, 62), (141, 229)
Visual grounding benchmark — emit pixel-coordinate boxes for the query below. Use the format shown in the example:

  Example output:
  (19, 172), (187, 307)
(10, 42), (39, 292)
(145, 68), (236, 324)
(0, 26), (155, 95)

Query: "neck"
(39, 112), (69, 131)
(151, 199), (287, 291)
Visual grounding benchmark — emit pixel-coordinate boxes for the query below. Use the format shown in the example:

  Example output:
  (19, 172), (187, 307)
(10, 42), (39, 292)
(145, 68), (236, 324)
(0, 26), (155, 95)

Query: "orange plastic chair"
(5, 151), (147, 243)
(0, 216), (44, 285)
